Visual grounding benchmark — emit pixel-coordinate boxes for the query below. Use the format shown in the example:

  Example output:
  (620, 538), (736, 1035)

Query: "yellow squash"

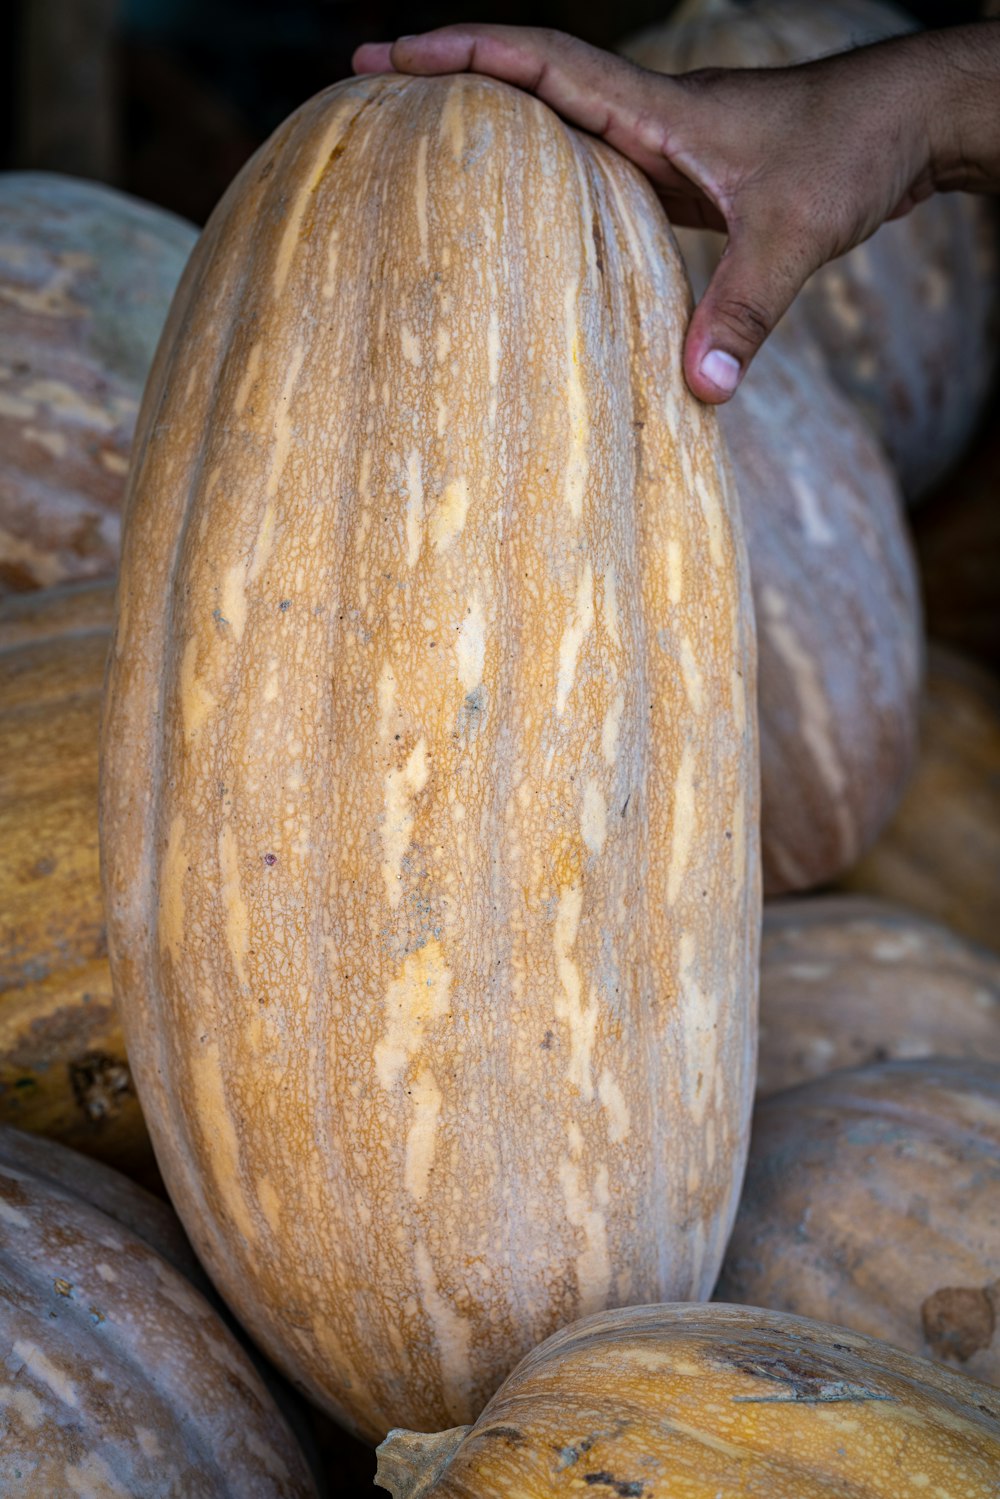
(375, 1302), (1000, 1497)
(0, 581), (156, 1184)
(101, 74), (759, 1439)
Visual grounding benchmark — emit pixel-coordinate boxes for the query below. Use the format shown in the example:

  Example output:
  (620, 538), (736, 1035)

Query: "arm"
(354, 24), (1000, 403)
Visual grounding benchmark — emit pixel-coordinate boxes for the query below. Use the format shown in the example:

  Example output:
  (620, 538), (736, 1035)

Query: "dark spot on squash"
(541, 1030), (554, 1050)
(721, 1348), (889, 1404)
(583, 1475), (643, 1497)
(0, 560), (41, 591)
(591, 211), (606, 277)
(476, 1425), (524, 1445)
(264, 853), (278, 867)
(922, 1284), (998, 1363)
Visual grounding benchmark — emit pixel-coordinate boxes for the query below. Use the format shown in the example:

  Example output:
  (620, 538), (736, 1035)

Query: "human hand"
(353, 25), (980, 403)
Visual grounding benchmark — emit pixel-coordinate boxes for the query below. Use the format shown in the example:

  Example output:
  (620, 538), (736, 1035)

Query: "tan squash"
(101, 73), (759, 1441)
(0, 581), (155, 1184)
(759, 895), (1000, 1095)
(620, 0), (999, 497)
(375, 1302), (1000, 1497)
(841, 647), (1000, 952)
(0, 172), (197, 591)
(0, 1124), (315, 1495)
(720, 330), (920, 894)
(718, 1059), (1000, 1386)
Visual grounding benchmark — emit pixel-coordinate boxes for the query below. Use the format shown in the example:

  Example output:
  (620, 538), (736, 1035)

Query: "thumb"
(683, 227), (814, 403)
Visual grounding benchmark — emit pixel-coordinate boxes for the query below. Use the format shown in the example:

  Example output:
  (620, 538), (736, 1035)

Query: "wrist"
(919, 24), (1000, 194)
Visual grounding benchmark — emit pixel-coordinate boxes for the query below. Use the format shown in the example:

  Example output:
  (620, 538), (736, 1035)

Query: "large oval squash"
(620, 0), (999, 497)
(718, 1059), (1000, 1386)
(375, 1302), (1000, 1497)
(759, 895), (1000, 1095)
(0, 1125), (316, 1495)
(0, 173), (197, 591)
(0, 580), (155, 1184)
(101, 74), (759, 1440)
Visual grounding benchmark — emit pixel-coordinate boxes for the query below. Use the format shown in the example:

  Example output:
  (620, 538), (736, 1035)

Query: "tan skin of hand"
(354, 24), (999, 403)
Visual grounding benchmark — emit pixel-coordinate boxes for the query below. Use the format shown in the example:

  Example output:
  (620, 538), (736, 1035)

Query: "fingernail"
(397, 34), (415, 41)
(699, 348), (741, 395)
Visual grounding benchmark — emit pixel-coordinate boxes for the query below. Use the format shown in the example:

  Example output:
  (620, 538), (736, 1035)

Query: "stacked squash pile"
(1, 1), (999, 1493)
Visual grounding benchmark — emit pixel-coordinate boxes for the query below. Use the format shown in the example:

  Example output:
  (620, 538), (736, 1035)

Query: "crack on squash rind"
(719, 1347), (891, 1404)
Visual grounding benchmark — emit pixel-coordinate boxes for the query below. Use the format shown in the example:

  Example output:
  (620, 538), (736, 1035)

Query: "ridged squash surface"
(759, 895), (1000, 1094)
(620, 0), (999, 497)
(100, 74), (759, 1440)
(718, 1059), (1000, 1386)
(0, 581), (155, 1183)
(375, 1302), (1000, 1497)
(717, 330), (920, 893)
(0, 172), (197, 591)
(0, 1125), (315, 1496)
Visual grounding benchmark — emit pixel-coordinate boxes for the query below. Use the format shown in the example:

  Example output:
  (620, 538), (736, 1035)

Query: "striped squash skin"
(720, 330), (920, 895)
(621, 0), (999, 499)
(0, 174), (197, 591)
(718, 1060), (1000, 1388)
(0, 581), (156, 1185)
(0, 1126), (316, 1497)
(100, 74), (759, 1440)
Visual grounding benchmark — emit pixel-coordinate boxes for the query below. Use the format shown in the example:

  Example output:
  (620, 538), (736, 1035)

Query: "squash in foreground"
(0, 1125), (315, 1495)
(718, 1059), (1000, 1387)
(0, 173), (197, 591)
(375, 1302), (1000, 1497)
(0, 580), (155, 1184)
(101, 73), (759, 1440)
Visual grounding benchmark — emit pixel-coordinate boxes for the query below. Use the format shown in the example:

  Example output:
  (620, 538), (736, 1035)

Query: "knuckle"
(713, 295), (773, 343)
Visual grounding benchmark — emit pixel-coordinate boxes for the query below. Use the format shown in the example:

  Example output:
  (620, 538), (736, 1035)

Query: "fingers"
(683, 227), (816, 402)
(351, 27), (700, 196)
(352, 25), (820, 405)
(353, 43), (393, 73)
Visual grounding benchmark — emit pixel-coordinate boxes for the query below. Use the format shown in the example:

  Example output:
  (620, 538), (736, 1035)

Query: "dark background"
(2, 0), (987, 227)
